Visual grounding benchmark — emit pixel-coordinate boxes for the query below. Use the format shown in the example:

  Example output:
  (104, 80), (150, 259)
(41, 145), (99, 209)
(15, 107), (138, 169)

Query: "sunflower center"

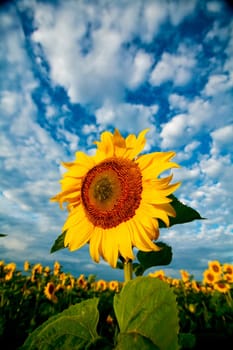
(94, 177), (113, 202)
(81, 157), (142, 229)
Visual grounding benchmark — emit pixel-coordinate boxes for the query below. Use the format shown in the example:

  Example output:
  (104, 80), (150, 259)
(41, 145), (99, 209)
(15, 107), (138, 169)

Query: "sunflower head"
(51, 129), (180, 268)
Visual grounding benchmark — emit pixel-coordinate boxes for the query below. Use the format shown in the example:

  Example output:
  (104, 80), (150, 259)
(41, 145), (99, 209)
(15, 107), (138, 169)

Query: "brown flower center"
(81, 157), (142, 228)
(212, 265), (220, 273)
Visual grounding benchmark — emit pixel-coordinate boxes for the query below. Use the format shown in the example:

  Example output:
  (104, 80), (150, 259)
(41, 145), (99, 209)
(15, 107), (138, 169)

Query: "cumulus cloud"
(27, 0), (200, 107)
(161, 92), (233, 149)
(150, 44), (197, 87)
(127, 50), (154, 89)
(203, 74), (233, 96)
(211, 124), (233, 154)
(160, 114), (190, 149)
(95, 100), (158, 136)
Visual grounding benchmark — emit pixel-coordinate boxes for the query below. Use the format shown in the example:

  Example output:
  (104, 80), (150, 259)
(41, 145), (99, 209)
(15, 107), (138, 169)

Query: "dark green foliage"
(50, 231), (66, 253)
(159, 195), (205, 228)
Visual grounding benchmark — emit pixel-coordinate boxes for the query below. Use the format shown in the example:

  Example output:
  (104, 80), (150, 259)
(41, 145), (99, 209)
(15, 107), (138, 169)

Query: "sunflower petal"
(62, 205), (85, 232)
(101, 229), (119, 267)
(89, 227), (104, 263)
(65, 218), (93, 251)
(95, 131), (114, 159)
(116, 223), (135, 261)
(137, 151), (180, 178)
(127, 218), (160, 252)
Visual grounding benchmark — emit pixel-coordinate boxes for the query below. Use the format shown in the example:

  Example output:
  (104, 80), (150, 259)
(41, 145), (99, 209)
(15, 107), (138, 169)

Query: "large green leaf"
(115, 333), (159, 350)
(159, 194), (204, 228)
(50, 231), (66, 253)
(135, 241), (172, 275)
(21, 298), (100, 350)
(114, 277), (179, 350)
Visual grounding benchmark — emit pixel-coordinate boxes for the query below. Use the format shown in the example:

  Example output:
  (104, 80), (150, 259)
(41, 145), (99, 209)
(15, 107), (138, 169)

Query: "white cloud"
(1, 235), (33, 253)
(82, 123), (99, 135)
(0, 3), (68, 265)
(206, 1), (223, 13)
(167, 0), (197, 26)
(205, 20), (230, 43)
(162, 92), (232, 149)
(200, 155), (226, 178)
(211, 124), (233, 154)
(173, 165), (200, 182)
(95, 101), (158, 138)
(203, 74), (233, 96)
(224, 20), (233, 72)
(150, 44), (197, 87)
(160, 114), (190, 149)
(31, 1), (128, 105)
(0, 91), (23, 116)
(174, 140), (201, 162)
(140, 1), (167, 42)
(127, 50), (154, 89)
(29, 1), (199, 106)
(168, 93), (189, 111)
(58, 129), (80, 152)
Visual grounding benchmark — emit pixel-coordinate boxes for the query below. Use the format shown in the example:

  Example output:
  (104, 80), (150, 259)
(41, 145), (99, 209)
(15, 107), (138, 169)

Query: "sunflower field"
(0, 259), (232, 350)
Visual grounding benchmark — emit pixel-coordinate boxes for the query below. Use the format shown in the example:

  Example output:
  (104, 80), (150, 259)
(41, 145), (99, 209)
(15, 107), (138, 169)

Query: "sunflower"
(24, 261), (30, 272)
(53, 261), (61, 276)
(208, 260), (222, 275)
(51, 129), (180, 268)
(203, 269), (220, 285)
(148, 269), (166, 281)
(180, 269), (190, 283)
(95, 279), (108, 291)
(213, 281), (231, 294)
(108, 280), (120, 292)
(44, 282), (58, 303)
(223, 263), (233, 275)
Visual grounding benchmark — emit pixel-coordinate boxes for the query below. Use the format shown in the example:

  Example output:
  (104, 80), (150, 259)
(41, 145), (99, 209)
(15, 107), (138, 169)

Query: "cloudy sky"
(0, 0), (233, 281)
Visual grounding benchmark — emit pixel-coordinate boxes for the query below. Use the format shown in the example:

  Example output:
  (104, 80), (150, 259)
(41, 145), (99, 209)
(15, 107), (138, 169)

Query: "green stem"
(123, 260), (133, 282)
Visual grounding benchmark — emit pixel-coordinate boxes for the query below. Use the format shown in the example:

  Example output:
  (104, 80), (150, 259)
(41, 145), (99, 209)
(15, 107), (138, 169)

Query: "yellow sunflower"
(148, 269), (166, 281)
(203, 269), (220, 285)
(208, 260), (222, 275)
(213, 281), (231, 293)
(51, 129), (180, 267)
(44, 282), (58, 303)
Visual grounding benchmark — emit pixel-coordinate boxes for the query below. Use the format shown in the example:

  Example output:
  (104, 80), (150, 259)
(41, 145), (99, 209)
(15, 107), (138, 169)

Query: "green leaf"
(50, 231), (66, 253)
(21, 298), (100, 350)
(159, 194), (205, 228)
(132, 262), (144, 276)
(0, 233), (7, 237)
(136, 242), (172, 275)
(178, 333), (196, 349)
(115, 333), (159, 350)
(116, 261), (124, 270)
(114, 277), (179, 350)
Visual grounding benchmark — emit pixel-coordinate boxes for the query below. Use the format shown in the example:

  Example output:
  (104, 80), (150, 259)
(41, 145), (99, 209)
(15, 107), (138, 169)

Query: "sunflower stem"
(123, 260), (133, 282)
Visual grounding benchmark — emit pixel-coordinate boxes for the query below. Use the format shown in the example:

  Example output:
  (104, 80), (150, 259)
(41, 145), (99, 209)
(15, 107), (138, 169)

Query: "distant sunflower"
(203, 269), (219, 285)
(44, 282), (58, 303)
(214, 281), (231, 293)
(208, 260), (222, 275)
(149, 269), (166, 281)
(180, 269), (190, 283)
(95, 279), (108, 291)
(51, 129), (180, 267)
(223, 263), (233, 275)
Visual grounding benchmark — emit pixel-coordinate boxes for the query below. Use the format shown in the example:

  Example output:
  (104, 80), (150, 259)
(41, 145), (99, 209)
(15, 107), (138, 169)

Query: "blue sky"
(0, 0), (233, 281)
